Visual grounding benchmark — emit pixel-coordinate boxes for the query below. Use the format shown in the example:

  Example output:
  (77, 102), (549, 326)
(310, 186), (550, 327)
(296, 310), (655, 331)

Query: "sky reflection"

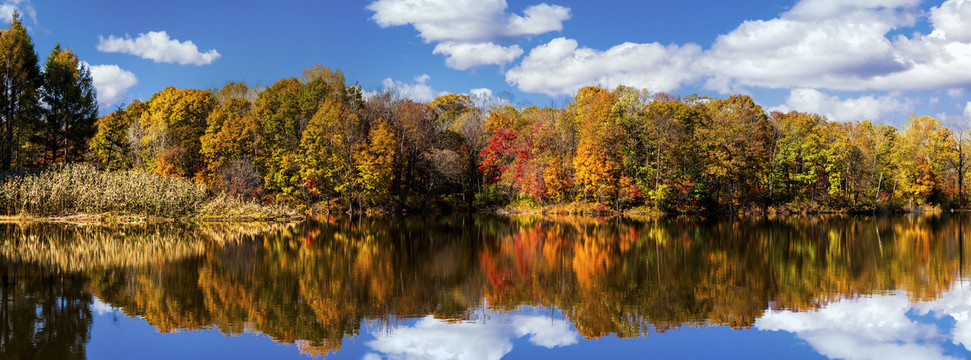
(757, 287), (971, 360)
(364, 309), (578, 360)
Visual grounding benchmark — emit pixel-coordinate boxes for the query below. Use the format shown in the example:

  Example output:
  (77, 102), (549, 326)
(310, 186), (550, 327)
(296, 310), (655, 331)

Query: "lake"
(2, 214), (971, 359)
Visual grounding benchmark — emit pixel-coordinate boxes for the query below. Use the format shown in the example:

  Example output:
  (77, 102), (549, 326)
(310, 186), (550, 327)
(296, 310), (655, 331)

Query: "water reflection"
(1, 214), (970, 359)
(0, 263), (91, 360)
(364, 310), (578, 360)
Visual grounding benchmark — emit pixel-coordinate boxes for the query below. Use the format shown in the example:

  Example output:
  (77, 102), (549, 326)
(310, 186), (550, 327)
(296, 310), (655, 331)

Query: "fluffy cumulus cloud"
(700, 0), (916, 91)
(433, 42), (523, 70)
(505, 37), (702, 96)
(368, 0), (569, 42)
(370, 0), (971, 121)
(498, 0), (971, 108)
(700, 0), (971, 93)
(756, 293), (956, 360)
(915, 281), (971, 351)
(83, 62), (138, 108)
(365, 313), (577, 360)
(368, 0), (569, 69)
(96, 31), (221, 66)
(769, 88), (915, 122)
(929, 0), (971, 42)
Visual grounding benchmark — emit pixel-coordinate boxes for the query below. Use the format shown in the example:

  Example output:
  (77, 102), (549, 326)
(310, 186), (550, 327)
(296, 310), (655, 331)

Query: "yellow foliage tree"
(356, 120), (397, 206)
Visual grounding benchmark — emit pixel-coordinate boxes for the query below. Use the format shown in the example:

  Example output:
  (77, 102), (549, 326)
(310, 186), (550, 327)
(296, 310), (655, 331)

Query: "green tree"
(39, 45), (98, 164)
(90, 106), (135, 170)
(0, 12), (41, 170)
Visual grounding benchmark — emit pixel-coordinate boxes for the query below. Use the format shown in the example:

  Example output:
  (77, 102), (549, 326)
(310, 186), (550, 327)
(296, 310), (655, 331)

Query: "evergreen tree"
(40, 45), (98, 164)
(0, 12), (41, 170)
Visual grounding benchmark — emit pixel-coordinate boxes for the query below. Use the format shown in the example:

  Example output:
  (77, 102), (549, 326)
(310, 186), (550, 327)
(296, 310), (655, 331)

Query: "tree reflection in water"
(1, 214), (970, 358)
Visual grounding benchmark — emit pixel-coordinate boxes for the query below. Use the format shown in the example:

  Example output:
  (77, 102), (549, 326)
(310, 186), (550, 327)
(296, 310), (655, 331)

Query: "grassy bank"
(0, 164), (301, 222)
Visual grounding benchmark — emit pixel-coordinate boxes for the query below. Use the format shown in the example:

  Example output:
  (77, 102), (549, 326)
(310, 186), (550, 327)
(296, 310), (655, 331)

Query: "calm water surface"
(3, 214), (971, 359)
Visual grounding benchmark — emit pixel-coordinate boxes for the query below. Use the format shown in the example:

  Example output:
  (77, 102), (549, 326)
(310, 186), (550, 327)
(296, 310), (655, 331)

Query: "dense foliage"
(90, 76), (971, 214)
(1, 11), (966, 214)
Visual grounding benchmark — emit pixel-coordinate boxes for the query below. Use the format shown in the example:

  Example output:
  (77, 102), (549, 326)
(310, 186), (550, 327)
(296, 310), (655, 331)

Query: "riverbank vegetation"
(90, 76), (969, 215)
(0, 164), (299, 221)
(0, 12), (967, 216)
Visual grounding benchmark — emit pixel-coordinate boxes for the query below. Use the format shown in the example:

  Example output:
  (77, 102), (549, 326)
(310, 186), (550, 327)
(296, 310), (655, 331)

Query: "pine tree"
(40, 45), (98, 164)
(0, 12), (41, 170)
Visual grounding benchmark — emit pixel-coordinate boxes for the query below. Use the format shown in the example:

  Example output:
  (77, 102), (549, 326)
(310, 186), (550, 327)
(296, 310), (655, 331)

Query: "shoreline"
(1, 205), (960, 226)
(0, 213), (305, 226)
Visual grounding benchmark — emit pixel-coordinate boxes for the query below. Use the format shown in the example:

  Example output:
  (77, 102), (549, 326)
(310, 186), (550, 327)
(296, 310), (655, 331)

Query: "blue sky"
(11, 0), (971, 126)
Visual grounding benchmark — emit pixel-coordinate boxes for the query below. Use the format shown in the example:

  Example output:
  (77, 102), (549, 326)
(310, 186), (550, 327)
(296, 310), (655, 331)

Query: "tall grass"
(0, 164), (208, 217)
(196, 192), (300, 221)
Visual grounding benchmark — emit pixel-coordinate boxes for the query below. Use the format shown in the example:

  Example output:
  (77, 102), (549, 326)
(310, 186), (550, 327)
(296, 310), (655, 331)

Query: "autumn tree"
(200, 95), (258, 189)
(570, 86), (619, 204)
(392, 101), (439, 205)
(696, 95), (772, 212)
(138, 87), (217, 178)
(91, 105), (137, 170)
(896, 115), (953, 207)
(638, 94), (707, 211)
(253, 78), (304, 201)
(356, 120), (397, 206)
(299, 96), (360, 205)
(945, 118), (971, 205)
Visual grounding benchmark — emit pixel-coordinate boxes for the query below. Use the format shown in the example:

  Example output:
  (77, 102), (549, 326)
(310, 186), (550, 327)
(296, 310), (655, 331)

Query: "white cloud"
(0, 0), (36, 24)
(769, 88), (914, 122)
(511, 315), (578, 348)
(700, 3), (915, 92)
(380, 74), (447, 102)
(949, 88), (965, 99)
(367, 0), (569, 42)
(915, 281), (971, 351)
(505, 37), (702, 96)
(92, 296), (121, 316)
(84, 62), (138, 108)
(366, 313), (577, 360)
(965, 101), (971, 118)
(929, 0), (971, 43)
(699, 0), (971, 93)
(367, 0), (568, 70)
(96, 31), (221, 66)
(433, 42), (523, 70)
(756, 293), (955, 360)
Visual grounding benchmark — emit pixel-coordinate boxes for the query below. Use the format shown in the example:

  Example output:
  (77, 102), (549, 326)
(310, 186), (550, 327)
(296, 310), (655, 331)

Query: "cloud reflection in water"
(756, 286), (971, 360)
(365, 311), (578, 360)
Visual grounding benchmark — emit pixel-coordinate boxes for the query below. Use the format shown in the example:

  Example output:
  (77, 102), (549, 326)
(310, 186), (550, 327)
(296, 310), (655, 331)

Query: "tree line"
(89, 72), (968, 214)
(3, 8), (963, 214)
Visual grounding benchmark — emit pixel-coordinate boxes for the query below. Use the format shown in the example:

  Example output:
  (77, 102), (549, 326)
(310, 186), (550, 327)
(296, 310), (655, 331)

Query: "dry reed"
(0, 164), (208, 217)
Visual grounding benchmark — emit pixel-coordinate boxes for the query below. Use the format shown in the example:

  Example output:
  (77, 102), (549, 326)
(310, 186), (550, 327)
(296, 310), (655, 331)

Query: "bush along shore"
(0, 164), (301, 223)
